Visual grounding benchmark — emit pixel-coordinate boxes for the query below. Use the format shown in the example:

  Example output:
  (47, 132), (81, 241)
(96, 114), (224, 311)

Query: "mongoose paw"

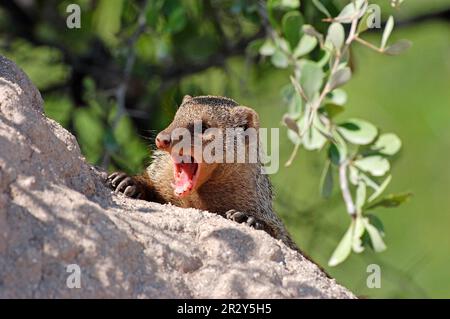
(106, 172), (142, 199)
(225, 209), (264, 230)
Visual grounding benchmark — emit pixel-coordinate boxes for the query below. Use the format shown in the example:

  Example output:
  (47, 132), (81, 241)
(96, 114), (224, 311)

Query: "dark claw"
(225, 209), (264, 230)
(106, 172), (142, 199)
(226, 209), (246, 223)
(116, 177), (133, 193)
(111, 172), (127, 187)
(124, 185), (136, 197)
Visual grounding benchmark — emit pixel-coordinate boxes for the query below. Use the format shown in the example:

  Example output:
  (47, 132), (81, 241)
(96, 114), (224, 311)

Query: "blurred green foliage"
(0, 0), (449, 298)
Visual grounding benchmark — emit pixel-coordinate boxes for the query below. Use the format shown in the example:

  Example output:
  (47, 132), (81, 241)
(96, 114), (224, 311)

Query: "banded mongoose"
(107, 95), (300, 252)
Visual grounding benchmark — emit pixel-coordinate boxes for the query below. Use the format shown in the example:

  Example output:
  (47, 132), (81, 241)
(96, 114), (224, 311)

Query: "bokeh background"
(0, 0), (449, 298)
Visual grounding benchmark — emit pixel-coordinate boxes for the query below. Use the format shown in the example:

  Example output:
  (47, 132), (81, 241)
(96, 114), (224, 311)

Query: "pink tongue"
(174, 163), (195, 195)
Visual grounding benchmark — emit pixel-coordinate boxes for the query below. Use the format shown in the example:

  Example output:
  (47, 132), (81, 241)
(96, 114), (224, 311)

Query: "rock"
(0, 55), (355, 298)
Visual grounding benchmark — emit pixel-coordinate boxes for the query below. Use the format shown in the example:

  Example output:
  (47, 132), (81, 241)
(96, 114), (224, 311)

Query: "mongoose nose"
(156, 132), (171, 149)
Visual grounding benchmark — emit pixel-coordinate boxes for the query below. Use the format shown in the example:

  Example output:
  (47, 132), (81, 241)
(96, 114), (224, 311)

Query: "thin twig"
(355, 36), (383, 53)
(285, 142), (300, 167)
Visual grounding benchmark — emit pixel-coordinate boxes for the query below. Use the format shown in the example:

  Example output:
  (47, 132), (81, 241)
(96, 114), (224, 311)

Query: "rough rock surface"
(0, 55), (354, 298)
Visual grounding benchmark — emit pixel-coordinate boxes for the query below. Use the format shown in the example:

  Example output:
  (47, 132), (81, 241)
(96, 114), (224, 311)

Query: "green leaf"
(328, 221), (354, 266)
(337, 118), (378, 145)
(328, 132), (347, 165)
(367, 214), (384, 236)
(259, 39), (276, 56)
(359, 172), (380, 190)
(327, 89), (347, 105)
(146, 0), (164, 28)
(167, 6), (187, 33)
(320, 103), (344, 118)
(326, 23), (345, 51)
(335, 0), (365, 24)
(381, 16), (394, 49)
(357, 11), (371, 34)
(373, 133), (402, 155)
(363, 218), (387, 252)
(366, 192), (412, 210)
(368, 175), (392, 202)
(246, 39), (265, 58)
(293, 35), (318, 58)
(299, 61), (324, 100)
(282, 11), (304, 49)
(93, 0), (124, 45)
(384, 40), (412, 56)
(329, 67), (352, 91)
(349, 165), (359, 185)
(356, 182), (366, 212)
(353, 216), (366, 253)
(312, 0), (331, 18)
(303, 25), (323, 45)
(281, 0), (301, 9)
(286, 89), (303, 118)
(303, 124), (327, 150)
(267, 0), (281, 28)
(320, 161), (333, 198)
(271, 49), (289, 68)
(354, 156), (390, 177)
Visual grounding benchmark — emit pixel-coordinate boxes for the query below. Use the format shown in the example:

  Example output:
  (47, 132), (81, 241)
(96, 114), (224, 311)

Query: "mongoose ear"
(182, 95), (192, 104)
(232, 106), (260, 130)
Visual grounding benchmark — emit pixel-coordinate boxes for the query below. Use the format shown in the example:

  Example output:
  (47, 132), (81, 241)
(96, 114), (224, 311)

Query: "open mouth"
(171, 155), (200, 197)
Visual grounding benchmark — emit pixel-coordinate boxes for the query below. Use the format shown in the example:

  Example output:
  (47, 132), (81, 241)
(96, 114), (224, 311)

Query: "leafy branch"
(257, 0), (412, 266)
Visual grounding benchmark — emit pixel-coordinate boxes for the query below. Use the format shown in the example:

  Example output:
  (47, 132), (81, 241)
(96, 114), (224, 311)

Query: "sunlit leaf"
(337, 118), (378, 145)
(349, 165), (359, 185)
(259, 39), (276, 56)
(353, 216), (366, 253)
(303, 124), (327, 150)
(327, 89), (347, 105)
(356, 181), (366, 212)
(303, 25), (324, 45)
(312, 0), (331, 18)
(359, 172), (380, 190)
(326, 23), (345, 51)
(368, 175), (392, 202)
(373, 133), (402, 155)
(381, 16), (394, 49)
(328, 221), (354, 266)
(335, 0), (365, 23)
(281, 0), (301, 9)
(363, 218), (387, 252)
(354, 156), (390, 177)
(271, 49), (289, 68)
(293, 35), (318, 58)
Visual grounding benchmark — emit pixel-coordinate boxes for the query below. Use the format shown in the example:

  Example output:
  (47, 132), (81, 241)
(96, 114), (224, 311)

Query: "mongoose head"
(155, 95), (260, 197)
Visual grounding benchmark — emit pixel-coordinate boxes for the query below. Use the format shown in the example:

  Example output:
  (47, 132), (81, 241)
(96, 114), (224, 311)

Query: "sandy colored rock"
(0, 55), (354, 298)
